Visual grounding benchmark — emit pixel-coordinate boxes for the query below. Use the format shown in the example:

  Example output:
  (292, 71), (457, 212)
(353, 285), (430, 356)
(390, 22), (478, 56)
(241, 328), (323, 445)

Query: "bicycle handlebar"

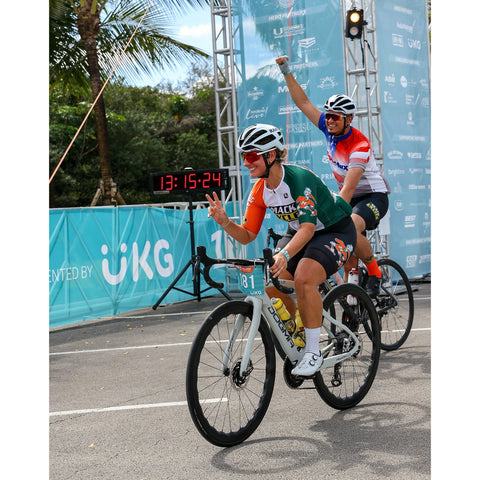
(266, 227), (284, 249)
(196, 245), (294, 294)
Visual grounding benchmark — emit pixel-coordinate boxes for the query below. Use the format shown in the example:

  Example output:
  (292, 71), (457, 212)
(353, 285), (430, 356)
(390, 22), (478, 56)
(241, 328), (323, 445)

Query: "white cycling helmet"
(237, 123), (285, 153)
(323, 94), (356, 116)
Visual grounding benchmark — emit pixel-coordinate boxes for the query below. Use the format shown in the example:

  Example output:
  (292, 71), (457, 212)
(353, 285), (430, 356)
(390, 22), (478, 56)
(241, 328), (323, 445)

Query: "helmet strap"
(260, 152), (276, 178)
(337, 116), (351, 137)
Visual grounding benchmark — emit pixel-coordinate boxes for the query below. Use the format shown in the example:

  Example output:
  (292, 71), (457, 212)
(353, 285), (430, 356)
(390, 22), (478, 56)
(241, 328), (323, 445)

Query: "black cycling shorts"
(274, 216), (357, 279)
(350, 192), (389, 231)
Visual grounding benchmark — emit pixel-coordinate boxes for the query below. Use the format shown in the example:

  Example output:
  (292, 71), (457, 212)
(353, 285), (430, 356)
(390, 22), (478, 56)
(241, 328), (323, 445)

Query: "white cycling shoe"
(291, 352), (324, 377)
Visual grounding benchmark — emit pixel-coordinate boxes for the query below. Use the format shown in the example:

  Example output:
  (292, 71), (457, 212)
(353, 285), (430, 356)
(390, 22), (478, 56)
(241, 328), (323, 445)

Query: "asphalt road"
(50, 283), (431, 480)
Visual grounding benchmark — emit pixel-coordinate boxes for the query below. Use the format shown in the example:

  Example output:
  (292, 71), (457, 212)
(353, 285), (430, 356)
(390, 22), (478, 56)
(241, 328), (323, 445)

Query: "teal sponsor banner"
(49, 205), (232, 328)
(376, 0), (431, 277)
(233, 0), (431, 277)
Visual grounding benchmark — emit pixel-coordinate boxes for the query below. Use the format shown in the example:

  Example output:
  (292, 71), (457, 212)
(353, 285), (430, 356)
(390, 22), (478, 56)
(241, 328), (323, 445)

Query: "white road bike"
(185, 246), (380, 447)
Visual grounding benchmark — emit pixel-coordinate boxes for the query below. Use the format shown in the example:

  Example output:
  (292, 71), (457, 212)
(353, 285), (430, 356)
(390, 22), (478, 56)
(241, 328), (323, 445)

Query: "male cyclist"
(276, 55), (390, 296)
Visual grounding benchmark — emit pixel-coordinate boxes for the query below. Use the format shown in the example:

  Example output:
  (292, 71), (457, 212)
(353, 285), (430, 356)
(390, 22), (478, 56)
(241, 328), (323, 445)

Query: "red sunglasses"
(241, 150), (274, 163)
(325, 112), (347, 121)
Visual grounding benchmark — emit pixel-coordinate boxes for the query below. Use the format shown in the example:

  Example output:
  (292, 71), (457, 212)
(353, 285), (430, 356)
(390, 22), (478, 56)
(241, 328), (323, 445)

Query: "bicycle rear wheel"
(313, 283), (380, 410)
(185, 301), (276, 447)
(376, 258), (414, 350)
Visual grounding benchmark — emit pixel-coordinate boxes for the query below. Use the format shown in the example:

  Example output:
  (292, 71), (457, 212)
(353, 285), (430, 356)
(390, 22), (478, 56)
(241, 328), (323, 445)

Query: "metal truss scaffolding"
(342, 0), (389, 256)
(342, 0), (384, 166)
(210, 0), (245, 278)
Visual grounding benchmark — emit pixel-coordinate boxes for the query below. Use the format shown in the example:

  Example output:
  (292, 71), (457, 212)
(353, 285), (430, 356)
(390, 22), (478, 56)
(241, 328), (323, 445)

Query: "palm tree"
(50, 0), (211, 205)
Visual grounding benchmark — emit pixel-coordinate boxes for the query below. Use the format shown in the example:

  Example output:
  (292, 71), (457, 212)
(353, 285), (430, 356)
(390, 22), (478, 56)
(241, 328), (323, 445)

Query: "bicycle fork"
(222, 297), (263, 377)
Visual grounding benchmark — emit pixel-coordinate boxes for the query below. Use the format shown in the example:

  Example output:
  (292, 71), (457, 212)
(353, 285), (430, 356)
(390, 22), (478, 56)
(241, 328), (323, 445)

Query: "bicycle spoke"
(314, 283), (380, 410)
(377, 259), (414, 350)
(186, 301), (276, 447)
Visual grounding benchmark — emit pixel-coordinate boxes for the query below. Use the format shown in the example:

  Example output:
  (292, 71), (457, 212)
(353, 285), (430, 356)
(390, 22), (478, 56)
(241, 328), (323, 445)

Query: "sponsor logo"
(387, 150), (403, 160)
(246, 106), (268, 120)
(299, 37), (316, 48)
(297, 188), (317, 217)
(396, 22), (414, 34)
(267, 305), (296, 349)
(366, 202), (380, 221)
(317, 76), (338, 89)
(394, 200), (404, 212)
(279, 80), (309, 94)
(384, 73), (396, 85)
(273, 25), (305, 39)
(392, 33), (404, 48)
(271, 203), (299, 222)
(406, 255), (418, 268)
(408, 38), (422, 50)
(387, 168), (405, 176)
(404, 215), (416, 228)
(384, 91), (397, 104)
(324, 238), (354, 268)
(247, 86), (264, 100)
(100, 241), (174, 286)
(394, 5), (413, 15)
(405, 94), (419, 105)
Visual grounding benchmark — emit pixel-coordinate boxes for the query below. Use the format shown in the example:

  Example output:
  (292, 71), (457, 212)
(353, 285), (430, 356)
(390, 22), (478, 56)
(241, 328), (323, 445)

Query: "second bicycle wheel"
(376, 258), (414, 350)
(185, 300), (276, 447)
(313, 283), (380, 410)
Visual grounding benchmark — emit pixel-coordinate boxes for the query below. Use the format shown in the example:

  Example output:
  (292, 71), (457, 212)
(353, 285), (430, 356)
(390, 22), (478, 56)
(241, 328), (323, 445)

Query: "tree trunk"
(76, 2), (115, 205)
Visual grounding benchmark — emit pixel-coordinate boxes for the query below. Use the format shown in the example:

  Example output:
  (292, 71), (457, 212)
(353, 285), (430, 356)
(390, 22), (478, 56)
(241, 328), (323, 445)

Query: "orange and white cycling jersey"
(242, 164), (352, 235)
(318, 113), (390, 197)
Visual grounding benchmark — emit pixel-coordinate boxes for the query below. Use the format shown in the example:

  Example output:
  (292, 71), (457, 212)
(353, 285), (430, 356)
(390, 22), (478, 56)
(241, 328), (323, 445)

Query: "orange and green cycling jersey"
(242, 164), (352, 235)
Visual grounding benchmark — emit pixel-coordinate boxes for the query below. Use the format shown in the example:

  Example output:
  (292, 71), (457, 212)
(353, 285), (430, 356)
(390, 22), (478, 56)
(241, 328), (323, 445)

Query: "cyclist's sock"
(365, 259), (382, 278)
(304, 327), (321, 356)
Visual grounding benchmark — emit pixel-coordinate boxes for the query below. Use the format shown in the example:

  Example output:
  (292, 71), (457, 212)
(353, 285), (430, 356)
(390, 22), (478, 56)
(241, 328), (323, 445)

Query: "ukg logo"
(101, 240), (174, 285)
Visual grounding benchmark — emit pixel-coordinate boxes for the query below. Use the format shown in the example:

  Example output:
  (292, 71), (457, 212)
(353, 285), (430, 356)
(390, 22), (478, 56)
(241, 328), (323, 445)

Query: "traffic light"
(345, 8), (364, 40)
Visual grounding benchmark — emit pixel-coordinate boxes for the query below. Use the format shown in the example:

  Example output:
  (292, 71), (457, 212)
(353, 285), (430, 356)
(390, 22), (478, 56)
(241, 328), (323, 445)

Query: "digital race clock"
(150, 168), (229, 194)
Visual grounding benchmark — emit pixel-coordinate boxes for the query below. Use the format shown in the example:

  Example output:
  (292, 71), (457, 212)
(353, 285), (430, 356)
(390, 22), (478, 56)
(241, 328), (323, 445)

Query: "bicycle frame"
(196, 245), (362, 377)
(230, 287), (361, 377)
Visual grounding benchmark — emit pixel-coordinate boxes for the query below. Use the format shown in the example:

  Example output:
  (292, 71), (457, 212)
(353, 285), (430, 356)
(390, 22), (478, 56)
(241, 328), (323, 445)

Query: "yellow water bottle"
(293, 309), (306, 347)
(272, 298), (305, 347)
(272, 298), (295, 334)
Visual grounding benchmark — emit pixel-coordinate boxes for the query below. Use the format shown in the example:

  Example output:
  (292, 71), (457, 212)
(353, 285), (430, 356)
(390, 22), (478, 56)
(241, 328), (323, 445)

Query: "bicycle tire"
(185, 300), (276, 447)
(376, 258), (414, 351)
(313, 283), (380, 410)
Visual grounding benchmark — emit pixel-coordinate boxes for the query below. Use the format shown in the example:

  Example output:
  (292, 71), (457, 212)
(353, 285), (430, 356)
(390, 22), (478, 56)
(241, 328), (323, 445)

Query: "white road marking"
(50, 326), (430, 356)
(50, 398), (227, 417)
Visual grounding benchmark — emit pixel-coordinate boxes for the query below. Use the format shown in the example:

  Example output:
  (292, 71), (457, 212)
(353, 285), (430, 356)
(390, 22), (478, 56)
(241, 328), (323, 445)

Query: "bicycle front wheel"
(313, 283), (380, 410)
(185, 300), (276, 447)
(377, 258), (414, 350)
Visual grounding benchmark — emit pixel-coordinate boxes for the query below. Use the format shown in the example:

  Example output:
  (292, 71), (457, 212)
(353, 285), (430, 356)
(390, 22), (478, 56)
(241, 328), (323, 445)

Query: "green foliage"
(49, 64), (220, 207)
(168, 94), (189, 120)
(49, 0), (210, 91)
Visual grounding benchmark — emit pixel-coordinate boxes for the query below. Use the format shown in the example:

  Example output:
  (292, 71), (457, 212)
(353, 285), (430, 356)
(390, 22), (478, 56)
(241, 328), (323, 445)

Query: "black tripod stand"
(152, 192), (231, 309)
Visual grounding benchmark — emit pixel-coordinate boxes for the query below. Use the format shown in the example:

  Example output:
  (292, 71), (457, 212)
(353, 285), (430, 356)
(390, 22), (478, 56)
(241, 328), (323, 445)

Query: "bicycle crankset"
(282, 358), (304, 389)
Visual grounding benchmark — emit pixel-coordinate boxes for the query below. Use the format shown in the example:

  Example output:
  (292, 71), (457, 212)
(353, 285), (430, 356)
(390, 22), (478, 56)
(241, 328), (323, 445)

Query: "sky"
(136, 4), (214, 87)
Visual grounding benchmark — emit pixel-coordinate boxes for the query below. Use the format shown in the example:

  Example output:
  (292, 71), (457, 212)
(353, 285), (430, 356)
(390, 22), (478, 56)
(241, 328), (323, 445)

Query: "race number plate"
(236, 264), (265, 296)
